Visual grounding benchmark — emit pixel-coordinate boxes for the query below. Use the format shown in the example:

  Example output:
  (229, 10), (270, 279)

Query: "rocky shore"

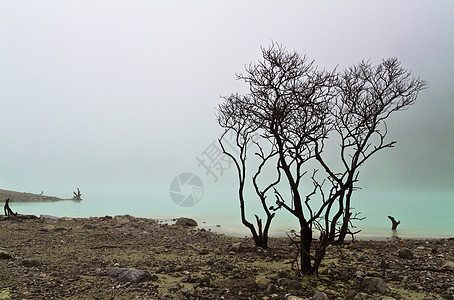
(0, 215), (453, 299)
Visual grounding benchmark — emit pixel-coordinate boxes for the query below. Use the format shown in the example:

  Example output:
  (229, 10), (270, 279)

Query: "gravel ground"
(0, 215), (453, 299)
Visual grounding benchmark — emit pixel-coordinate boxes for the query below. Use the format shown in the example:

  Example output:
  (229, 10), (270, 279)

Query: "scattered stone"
(0, 250), (12, 259)
(266, 283), (276, 292)
(84, 224), (97, 229)
(197, 275), (210, 286)
(277, 270), (288, 278)
(362, 276), (389, 294)
(168, 284), (181, 292)
(113, 215), (132, 224)
(354, 293), (368, 300)
(197, 248), (209, 255)
(0, 215), (453, 299)
(21, 259), (40, 267)
(354, 271), (365, 278)
(42, 225), (56, 231)
(175, 217), (198, 227)
(313, 289), (328, 300)
(255, 276), (272, 289)
(150, 274), (159, 281)
(338, 269), (350, 280)
(379, 259), (389, 269)
(282, 279), (302, 290)
(442, 261), (454, 269)
(346, 289), (357, 299)
(230, 242), (244, 252)
(40, 214), (59, 220)
(398, 249), (414, 259)
(107, 268), (152, 284)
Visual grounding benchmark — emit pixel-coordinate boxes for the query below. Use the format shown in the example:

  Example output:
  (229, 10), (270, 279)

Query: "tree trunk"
(300, 222), (313, 274)
(337, 187), (353, 243)
(312, 244), (328, 276)
(337, 212), (351, 243)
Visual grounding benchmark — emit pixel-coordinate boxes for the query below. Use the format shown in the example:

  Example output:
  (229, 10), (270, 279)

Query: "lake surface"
(7, 185), (453, 240)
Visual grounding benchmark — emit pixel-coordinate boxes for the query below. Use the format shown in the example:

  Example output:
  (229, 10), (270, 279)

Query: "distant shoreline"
(0, 189), (70, 203)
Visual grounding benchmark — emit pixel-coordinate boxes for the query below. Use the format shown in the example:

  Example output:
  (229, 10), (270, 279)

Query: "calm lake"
(7, 183), (453, 241)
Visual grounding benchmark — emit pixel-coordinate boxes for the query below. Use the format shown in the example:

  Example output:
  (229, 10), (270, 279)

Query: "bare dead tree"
(314, 58), (427, 243)
(217, 94), (280, 249)
(219, 43), (337, 274)
(218, 43), (426, 275)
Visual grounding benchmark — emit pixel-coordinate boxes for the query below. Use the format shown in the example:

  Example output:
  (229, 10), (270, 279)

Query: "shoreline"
(3, 190), (452, 241)
(3, 206), (453, 241)
(0, 214), (453, 299)
(149, 215), (454, 242)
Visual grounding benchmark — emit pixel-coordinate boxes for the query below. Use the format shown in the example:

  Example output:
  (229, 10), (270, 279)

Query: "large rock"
(362, 276), (389, 294)
(398, 249), (414, 259)
(175, 217), (198, 227)
(107, 268), (152, 283)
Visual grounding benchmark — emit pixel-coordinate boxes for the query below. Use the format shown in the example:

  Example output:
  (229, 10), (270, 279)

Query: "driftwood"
(73, 188), (82, 201)
(3, 198), (17, 216)
(387, 216), (400, 230)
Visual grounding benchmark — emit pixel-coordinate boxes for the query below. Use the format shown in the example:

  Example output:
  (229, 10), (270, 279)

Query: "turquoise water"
(7, 185), (453, 240)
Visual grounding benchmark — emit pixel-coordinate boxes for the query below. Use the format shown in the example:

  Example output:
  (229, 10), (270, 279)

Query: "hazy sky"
(1, 1), (453, 211)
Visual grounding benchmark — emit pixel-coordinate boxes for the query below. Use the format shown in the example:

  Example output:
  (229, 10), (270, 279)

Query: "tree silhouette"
(217, 43), (426, 275)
